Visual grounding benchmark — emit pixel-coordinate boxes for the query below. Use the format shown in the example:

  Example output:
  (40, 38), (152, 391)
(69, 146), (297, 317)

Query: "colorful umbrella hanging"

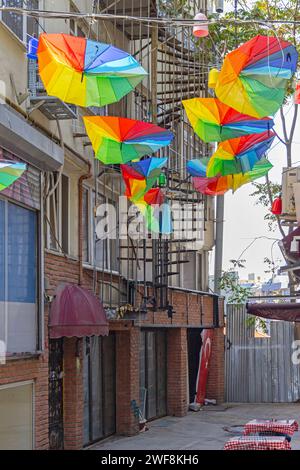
(0, 161), (27, 191)
(192, 158), (273, 195)
(152, 201), (173, 234)
(37, 33), (147, 107)
(134, 198), (173, 234)
(212, 35), (298, 118)
(121, 157), (167, 201)
(206, 131), (275, 177)
(182, 97), (274, 142)
(83, 116), (174, 164)
(187, 158), (210, 177)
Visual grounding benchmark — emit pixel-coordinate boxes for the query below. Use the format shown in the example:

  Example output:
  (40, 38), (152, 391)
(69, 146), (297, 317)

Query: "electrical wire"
(2, 5), (300, 28)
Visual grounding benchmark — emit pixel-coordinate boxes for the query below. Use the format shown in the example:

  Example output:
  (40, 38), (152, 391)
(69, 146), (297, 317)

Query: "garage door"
(139, 330), (167, 420)
(83, 334), (116, 445)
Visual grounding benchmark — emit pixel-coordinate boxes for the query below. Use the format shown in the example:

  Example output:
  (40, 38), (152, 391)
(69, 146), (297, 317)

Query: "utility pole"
(214, 195), (224, 294)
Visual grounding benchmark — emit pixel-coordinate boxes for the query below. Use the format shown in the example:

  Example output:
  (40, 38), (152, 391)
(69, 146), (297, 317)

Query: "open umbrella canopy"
(0, 160), (27, 191)
(187, 158), (210, 177)
(192, 158), (273, 195)
(182, 97), (274, 142)
(133, 195), (172, 234)
(206, 131), (275, 177)
(83, 116), (174, 164)
(37, 33), (147, 107)
(213, 35), (298, 118)
(121, 157), (167, 201)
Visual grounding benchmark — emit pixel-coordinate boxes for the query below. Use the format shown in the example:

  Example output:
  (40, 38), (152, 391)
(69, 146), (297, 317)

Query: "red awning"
(49, 284), (109, 338)
(246, 302), (300, 322)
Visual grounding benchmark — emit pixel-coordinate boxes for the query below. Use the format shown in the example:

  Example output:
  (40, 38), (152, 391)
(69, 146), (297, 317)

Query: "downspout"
(78, 161), (92, 286)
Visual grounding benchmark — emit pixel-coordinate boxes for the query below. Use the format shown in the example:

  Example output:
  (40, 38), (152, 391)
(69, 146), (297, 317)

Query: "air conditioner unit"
(281, 167), (300, 220)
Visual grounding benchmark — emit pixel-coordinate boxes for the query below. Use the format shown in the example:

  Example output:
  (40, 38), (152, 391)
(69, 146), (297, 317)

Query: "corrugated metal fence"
(226, 305), (300, 403)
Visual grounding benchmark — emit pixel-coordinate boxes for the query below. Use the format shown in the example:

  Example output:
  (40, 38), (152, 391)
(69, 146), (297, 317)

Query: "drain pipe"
(78, 161), (92, 286)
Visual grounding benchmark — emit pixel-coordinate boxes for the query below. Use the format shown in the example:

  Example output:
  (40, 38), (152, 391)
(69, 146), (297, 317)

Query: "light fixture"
(193, 13), (209, 38)
(215, 0), (224, 13)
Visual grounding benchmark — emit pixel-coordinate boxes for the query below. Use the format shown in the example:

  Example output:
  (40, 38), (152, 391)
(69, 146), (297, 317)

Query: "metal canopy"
(246, 302), (300, 322)
(0, 104), (64, 171)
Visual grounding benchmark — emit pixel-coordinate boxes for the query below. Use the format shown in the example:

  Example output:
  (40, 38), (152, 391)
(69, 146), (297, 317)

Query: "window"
(0, 198), (38, 353)
(0, 382), (34, 449)
(1, 0), (39, 43)
(82, 189), (119, 272)
(46, 173), (69, 254)
(82, 187), (90, 263)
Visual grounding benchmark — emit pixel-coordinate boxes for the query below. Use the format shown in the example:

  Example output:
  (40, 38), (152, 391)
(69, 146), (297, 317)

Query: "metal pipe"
(214, 195), (224, 294)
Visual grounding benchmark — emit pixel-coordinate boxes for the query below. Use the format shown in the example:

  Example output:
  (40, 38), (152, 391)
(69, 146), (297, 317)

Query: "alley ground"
(90, 403), (300, 450)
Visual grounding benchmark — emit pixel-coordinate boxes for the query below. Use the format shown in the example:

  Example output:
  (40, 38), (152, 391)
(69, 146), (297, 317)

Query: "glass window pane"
(2, 0), (24, 41)
(82, 188), (89, 263)
(61, 175), (69, 254)
(0, 200), (5, 348)
(95, 193), (108, 270)
(0, 383), (33, 450)
(7, 203), (37, 353)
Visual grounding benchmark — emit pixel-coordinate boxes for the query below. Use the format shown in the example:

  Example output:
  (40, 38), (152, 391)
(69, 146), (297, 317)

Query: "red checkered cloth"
(224, 436), (291, 451)
(244, 419), (299, 437)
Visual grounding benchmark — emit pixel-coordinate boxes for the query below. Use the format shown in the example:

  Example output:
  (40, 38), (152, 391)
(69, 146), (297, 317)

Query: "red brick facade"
(46, 252), (224, 447)
(0, 250), (224, 450)
(0, 317), (49, 449)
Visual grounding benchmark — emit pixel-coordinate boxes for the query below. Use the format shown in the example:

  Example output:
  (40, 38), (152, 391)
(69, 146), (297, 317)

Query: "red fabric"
(271, 197), (282, 215)
(226, 35), (293, 76)
(144, 188), (165, 206)
(121, 164), (144, 180)
(39, 33), (86, 72)
(224, 131), (275, 156)
(224, 436), (291, 451)
(295, 83), (300, 104)
(49, 284), (109, 338)
(196, 329), (214, 405)
(244, 419), (298, 437)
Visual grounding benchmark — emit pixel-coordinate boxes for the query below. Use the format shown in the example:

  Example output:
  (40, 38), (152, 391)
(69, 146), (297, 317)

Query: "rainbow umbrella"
(37, 33), (147, 107)
(133, 187), (172, 233)
(152, 201), (173, 234)
(83, 116), (174, 164)
(192, 158), (273, 195)
(206, 131), (275, 177)
(0, 161), (27, 191)
(212, 35), (298, 118)
(121, 157), (167, 201)
(187, 158), (210, 177)
(182, 97), (274, 142)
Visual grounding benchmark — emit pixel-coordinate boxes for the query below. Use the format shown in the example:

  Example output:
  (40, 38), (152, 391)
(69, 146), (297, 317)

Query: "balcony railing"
(27, 60), (77, 120)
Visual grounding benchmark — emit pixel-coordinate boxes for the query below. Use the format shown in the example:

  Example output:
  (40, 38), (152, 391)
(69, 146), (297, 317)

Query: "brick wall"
(116, 328), (140, 435)
(45, 251), (225, 445)
(0, 313), (49, 449)
(63, 338), (84, 450)
(167, 328), (188, 416)
(206, 327), (225, 403)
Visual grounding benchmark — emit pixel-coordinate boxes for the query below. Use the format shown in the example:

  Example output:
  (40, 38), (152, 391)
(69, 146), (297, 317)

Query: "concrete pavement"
(90, 403), (300, 450)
